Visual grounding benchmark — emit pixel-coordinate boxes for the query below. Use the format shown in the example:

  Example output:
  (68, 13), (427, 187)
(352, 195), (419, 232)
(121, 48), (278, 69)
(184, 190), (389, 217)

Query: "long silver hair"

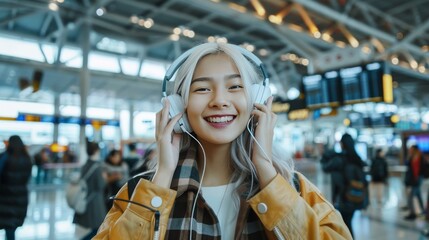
(173, 42), (294, 197)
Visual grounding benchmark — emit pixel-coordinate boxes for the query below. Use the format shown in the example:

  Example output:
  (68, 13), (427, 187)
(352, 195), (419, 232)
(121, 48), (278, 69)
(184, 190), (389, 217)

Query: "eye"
(229, 85), (243, 90)
(194, 87), (211, 92)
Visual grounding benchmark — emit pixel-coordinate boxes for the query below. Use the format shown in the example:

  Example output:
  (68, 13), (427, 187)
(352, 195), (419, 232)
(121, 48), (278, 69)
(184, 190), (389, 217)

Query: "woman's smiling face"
(187, 53), (251, 145)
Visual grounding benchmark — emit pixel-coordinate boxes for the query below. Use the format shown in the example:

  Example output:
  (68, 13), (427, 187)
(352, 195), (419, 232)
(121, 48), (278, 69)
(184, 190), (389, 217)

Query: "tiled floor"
(2, 161), (429, 240)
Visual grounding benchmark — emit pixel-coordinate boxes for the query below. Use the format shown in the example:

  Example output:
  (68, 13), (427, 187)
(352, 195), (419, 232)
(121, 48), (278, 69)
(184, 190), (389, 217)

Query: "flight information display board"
(339, 66), (364, 104)
(339, 62), (386, 105)
(302, 70), (342, 109)
(302, 61), (392, 108)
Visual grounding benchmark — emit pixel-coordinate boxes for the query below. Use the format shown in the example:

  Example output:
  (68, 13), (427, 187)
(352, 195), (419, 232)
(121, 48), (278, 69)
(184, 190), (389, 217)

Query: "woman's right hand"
(152, 98), (182, 188)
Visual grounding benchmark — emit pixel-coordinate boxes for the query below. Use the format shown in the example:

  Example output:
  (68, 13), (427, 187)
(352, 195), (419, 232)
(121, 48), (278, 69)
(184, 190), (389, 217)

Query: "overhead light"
(170, 34), (180, 41)
(96, 8), (105, 16)
(410, 60), (418, 69)
(301, 58), (309, 66)
(250, 0), (266, 17)
(259, 49), (268, 56)
(48, 3), (59, 11)
(361, 46), (371, 54)
(173, 27), (182, 35)
(322, 33), (333, 42)
(207, 36), (216, 42)
(143, 18), (154, 28)
(391, 56), (399, 65)
(287, 87), (300, 100)
(173, 26), (195, 38)
(268, 15), (282, 24)
(130, 15), (139, 24)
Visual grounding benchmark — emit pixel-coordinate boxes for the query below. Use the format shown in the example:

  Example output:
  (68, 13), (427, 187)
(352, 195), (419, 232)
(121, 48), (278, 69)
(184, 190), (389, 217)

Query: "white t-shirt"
(202, 183), (238, 239)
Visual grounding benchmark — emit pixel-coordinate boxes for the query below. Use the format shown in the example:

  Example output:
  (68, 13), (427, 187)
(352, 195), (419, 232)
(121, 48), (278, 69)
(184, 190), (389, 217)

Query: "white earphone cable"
(246, 116), (271, 161)
(180, 126), (206, 240)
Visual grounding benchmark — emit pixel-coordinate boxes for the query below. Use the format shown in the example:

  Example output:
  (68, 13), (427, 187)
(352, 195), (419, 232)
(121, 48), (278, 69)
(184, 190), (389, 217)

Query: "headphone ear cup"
(164, 94), (192, 133)
(250, 84), (272, 105)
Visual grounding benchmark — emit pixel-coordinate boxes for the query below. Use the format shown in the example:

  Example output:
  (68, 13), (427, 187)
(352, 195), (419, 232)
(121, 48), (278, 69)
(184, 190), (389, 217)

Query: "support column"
(129, 102), (134, 140)
(79, 19), (91, 164)
(53, 93), (60, 144)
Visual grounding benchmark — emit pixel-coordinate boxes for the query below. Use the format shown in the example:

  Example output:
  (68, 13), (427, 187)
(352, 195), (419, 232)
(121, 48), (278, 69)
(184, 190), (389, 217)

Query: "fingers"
(156, 98), (183, 140)
(252, 96), (276, 124)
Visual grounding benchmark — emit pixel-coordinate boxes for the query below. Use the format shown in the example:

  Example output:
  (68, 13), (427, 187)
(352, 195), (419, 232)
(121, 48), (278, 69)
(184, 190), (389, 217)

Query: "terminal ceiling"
(0, 0), (428, 111)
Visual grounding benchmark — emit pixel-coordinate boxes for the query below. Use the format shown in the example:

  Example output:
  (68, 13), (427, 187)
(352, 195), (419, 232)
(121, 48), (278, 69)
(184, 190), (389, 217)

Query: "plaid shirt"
(95, 144), (352, 240)
(165, 145), (267, 240)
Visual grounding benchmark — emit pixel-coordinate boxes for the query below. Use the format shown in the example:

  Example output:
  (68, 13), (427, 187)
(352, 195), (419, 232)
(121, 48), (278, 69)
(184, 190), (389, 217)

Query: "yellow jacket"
(94, 172), (352, 239)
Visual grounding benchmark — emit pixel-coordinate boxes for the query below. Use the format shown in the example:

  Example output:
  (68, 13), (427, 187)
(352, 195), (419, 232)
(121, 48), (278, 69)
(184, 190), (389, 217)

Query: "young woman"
(0, 135), (33, 240)
(94, 43), (351, 239)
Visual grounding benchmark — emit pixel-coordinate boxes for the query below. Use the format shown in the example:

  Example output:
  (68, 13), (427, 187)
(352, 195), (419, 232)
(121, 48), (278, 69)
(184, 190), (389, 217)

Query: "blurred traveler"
(103, 149), (129, 209)
(0, 135), (33, 240)
(130, 144), (157, 176)
(320, 133), (367, 238)
(321, 149), (343, 205)
(370, 148), (388, 204)
(34, 147), (50, 184)
(403, 145), (425, 220)
(123, 143), (141, 171)
(73, 141), (107, 240)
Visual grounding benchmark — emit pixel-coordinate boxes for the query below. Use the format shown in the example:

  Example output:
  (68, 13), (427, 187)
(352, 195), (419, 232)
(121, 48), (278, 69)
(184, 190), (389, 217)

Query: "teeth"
(207, 116), (233, 123)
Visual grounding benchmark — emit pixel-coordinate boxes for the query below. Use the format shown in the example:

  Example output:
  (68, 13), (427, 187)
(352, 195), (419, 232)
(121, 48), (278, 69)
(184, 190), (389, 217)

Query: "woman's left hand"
(251, 96), (278, 187)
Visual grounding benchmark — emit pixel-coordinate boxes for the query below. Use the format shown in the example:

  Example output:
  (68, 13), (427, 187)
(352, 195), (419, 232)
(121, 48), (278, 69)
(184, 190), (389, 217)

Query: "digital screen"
(303, 74), (326, 108)
(363, 62), (384, 101)
(407, 135), (429, 153)
(324, 71), (341, 107)
(340, 66), (363, 104)
(302, 73), (340, 109)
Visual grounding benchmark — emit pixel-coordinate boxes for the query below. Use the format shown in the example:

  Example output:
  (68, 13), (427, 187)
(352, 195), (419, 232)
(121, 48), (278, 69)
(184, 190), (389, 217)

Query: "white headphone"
(162, 44), (272, 133)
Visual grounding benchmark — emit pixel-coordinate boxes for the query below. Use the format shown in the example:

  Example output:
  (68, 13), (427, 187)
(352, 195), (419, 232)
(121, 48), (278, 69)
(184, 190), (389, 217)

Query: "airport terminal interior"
(0, 0), (429, 239)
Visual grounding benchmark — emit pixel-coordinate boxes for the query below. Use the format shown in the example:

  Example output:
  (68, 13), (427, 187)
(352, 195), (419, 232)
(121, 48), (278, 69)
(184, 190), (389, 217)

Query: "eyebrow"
(191, 74), (241, 84)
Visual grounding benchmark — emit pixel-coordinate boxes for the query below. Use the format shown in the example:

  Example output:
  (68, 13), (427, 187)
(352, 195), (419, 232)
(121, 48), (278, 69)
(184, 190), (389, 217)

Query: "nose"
(208, 89), (231, 108)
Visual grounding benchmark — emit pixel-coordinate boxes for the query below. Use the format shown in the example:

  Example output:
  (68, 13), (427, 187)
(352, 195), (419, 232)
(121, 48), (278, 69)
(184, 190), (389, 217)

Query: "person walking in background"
(320, 133), (367, 238)
(123, 143), (141, 171)
(103, 149), (129, 209)
(0, 135), (33, 240)
(130, 144), (157, 176)
(370, 148), (389, 204)
(321, 149), (343, 206)
(34, 147), (50, 184)
(403, 145), (425, 220)
(73, 141), (107, 240)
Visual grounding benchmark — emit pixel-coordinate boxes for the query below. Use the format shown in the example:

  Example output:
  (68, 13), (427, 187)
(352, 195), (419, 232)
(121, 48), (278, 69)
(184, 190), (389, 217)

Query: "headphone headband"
(162, 44), (269, 97)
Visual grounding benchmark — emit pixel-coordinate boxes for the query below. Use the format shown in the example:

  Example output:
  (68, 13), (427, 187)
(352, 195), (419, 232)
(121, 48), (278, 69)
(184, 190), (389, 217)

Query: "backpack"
(420, 156), (429, 179)
(66, 164), (99, 214)
(343, 163), (369, 210)
(371, 159), (386, 180)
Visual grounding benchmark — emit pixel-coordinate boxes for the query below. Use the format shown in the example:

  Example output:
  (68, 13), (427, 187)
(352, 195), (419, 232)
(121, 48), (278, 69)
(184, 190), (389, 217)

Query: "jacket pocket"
(110, 208), (150, 240)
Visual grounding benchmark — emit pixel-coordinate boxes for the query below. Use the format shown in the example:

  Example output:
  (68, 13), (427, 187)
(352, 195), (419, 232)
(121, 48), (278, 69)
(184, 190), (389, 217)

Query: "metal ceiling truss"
(0, 0), (428, 106)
